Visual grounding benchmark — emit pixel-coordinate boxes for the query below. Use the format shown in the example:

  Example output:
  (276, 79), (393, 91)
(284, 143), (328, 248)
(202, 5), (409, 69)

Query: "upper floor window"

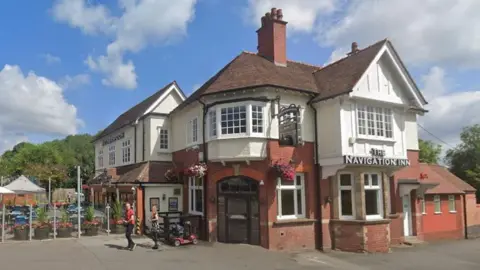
(158, 128), (168, 150)
(357, 105), (393, 139)
(108, 145), (115, 166)
(122, 140), (131, 164)
(187, 117), (198, 145)
(97, 149), (104, 168)
(188, 176), (203, 215)
(207, 102), (265, 140)
(221, 105), (247, 135)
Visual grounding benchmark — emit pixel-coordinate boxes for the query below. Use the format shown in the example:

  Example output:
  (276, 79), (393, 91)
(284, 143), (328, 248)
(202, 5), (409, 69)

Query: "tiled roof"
(418, 164), (465, 194)
(429, 164), (476, 192)
(93, 81), (179, 142)
(113, 161), (175, 184)
(171, 39), (388, 114)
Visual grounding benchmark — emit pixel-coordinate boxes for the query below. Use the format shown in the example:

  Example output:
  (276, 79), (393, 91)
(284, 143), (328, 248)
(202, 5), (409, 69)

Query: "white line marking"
(308, 257), (329, 265)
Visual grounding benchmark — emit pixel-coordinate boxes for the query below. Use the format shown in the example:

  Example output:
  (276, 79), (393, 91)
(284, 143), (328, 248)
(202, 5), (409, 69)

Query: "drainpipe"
(198, 99), (209, 240)
(308, 97), (322, 250)
(142, 119), (146, 161)
(463, 194), (468, 239)
(133, 121), (137, 163)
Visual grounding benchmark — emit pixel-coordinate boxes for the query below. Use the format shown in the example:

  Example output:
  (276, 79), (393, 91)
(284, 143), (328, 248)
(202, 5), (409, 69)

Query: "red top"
(126, 209), (134, 224)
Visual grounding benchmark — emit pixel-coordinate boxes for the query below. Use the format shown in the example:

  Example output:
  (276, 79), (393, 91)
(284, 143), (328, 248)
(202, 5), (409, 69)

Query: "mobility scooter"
(168, 219), (198, 247)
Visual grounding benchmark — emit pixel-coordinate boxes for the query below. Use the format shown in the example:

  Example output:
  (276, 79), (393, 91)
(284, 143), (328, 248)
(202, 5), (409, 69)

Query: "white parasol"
(0, 186), (14, 194)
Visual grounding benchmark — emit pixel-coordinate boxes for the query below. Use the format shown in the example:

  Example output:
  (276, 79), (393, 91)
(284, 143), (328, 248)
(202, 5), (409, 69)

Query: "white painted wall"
(95, 125), (136, 172)
(315, 98), (342, 162)
(170, 102), (204, 152)
(147, 116), (172, 161)
(144, 185), (183, 228)
(404, 112), (419, 150)
(153, 92), (183, 114)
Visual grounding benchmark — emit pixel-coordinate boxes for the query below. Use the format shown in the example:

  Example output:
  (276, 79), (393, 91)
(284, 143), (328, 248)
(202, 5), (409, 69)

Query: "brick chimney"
(347, 42), (359, 56)
(257, 8), (288, 66)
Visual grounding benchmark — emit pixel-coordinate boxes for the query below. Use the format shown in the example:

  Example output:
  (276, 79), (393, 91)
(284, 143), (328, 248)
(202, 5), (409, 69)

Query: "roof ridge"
(314, 38), (388, 75)
(242, 50), (322, 69)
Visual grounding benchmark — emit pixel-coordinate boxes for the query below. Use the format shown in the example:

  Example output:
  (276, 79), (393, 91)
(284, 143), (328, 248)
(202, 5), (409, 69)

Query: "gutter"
(463, 193), (468, 239)
(197, 99), (209, 240)
(308, 96), (322, 250)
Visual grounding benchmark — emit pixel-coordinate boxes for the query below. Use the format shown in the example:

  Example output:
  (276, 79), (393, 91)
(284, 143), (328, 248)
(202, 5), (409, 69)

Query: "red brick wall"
(1, 194), (37, 205)
(331, 220), (390, 253)
(364, 222), (390, 252)
(389, 214), (403, 245)
(466, 193), (480, 238)
(422, 194), (464, 241)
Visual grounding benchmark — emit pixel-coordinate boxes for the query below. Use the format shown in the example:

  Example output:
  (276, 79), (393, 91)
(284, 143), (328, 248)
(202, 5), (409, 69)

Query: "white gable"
(143, 83), (186, 116)
(350, 43), (426, 110)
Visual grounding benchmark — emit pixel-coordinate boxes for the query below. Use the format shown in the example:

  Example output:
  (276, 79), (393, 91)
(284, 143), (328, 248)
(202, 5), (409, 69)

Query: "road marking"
(307, 257), (330, 265)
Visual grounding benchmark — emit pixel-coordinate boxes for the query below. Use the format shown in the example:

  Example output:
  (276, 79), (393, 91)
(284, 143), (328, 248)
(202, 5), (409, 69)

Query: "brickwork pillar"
(354, 172), (366, 220)
(382, 172), (391, 218)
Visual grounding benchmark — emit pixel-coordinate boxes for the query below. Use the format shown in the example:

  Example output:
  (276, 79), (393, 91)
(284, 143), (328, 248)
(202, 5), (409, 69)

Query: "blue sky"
(0, 0), (479, 155)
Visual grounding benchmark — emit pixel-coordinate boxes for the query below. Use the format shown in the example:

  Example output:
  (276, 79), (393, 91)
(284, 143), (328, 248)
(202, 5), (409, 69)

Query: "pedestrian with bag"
(150, 205), (161, 249)
(124, 202), (136, 251)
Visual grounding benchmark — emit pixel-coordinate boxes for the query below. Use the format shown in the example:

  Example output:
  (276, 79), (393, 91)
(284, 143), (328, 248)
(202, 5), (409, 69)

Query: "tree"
(445, 124), (480, 199)
(419, 139), (442, 164)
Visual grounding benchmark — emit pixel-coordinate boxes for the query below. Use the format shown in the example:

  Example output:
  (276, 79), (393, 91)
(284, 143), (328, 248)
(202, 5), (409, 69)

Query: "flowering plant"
(271, 161), (295, 181)
(13, 224), (29, 230)
(110, 219), (125, 225)
(184, 163), (207, 178)
(83, 206), (100, 228)
(83, 220), (100, 228)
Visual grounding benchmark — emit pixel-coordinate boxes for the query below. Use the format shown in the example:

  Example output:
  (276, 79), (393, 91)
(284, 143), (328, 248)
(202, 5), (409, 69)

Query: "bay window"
(188, 177), (203, 215)
(364, 173), (383, 220)
(338, 173), (354, 219)
(276, 173), (306, 220)
(207, 102), (265, 140)
(357, 105), (393, 139)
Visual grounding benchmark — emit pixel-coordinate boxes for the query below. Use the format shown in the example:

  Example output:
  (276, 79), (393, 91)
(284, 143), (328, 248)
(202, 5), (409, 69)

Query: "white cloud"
(0, 64), (82, 154)
(59, 73), (91, 90)
(52, 0), (198, 90)
(246, 0), (338, 33)
(40, 53), (61, 65)
(419, 67), (480, 152)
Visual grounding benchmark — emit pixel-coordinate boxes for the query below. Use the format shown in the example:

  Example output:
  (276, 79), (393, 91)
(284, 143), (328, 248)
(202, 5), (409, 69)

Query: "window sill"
(422, 213), (427, 215)
(274, 218), (315, 226)
(206, 134), (266, 142)
(330, 218), (391, 225)
(356, 136), (395, 143)
(434, 212), (442, 215)
(188, 211), (203, 216)
(449, 211), (457, 214)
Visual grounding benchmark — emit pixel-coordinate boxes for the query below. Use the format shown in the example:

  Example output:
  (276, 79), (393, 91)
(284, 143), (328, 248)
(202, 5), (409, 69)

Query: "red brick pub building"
(91, 7), (479, 253)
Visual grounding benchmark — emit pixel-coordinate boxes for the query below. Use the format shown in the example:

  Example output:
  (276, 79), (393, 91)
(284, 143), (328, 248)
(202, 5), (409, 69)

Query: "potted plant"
(110, 201), (125, 234)
(56, 209), (73, 238)
(13, 224), (29, 241)
(33, 207), (50, 240)
(184, 163), (208, 178)
(271, 161), (295, 182)
(83, 206), (100, 236)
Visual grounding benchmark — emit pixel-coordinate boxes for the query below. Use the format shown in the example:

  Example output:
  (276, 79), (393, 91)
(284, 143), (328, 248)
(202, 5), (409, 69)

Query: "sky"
(0, 0), (479, 159)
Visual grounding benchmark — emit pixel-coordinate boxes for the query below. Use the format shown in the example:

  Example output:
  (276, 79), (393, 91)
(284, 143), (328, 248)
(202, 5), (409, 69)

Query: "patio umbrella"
(0, 187), (14, 194)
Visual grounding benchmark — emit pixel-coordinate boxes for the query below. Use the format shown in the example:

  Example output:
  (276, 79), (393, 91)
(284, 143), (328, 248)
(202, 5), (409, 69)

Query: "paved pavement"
(0, 236), (479, 270)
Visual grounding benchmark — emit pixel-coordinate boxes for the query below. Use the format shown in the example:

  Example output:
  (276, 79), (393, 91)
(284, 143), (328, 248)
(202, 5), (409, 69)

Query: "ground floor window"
(338, 173), (354, 219)
(188, 177), (204, 215)
(448, 195), (456, 212)
(364, 173), (383, 220)
(276, 173), (306, 219)
(434, 195), (441, 213)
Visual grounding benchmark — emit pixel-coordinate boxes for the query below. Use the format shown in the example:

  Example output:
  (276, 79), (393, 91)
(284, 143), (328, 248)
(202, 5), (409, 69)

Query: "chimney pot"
(277, 9), (283, 20)
(265, 12), (271, 19)
(271, 8), (277, 19)
(351, 42), (359, 53)
(261, 16), (266, 26)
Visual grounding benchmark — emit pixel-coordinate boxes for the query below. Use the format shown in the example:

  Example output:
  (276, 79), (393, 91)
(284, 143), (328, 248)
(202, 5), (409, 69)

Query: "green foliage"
(84, 206), (95, 222)
(0, 134), (95, 188)
(112, 200), (123, 220)
(445, 124), (480, 199)
(36, 207), (48, 224)
(419, 139), (442, 164)
(60, 209), (70, 224)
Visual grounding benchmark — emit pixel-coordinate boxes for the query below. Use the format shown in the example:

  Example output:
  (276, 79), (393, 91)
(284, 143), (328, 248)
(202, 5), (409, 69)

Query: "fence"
(0, 202), (122, 243)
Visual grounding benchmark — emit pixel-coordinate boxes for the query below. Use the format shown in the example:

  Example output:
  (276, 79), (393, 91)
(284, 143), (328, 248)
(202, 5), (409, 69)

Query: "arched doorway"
(217, 176), (260, 245)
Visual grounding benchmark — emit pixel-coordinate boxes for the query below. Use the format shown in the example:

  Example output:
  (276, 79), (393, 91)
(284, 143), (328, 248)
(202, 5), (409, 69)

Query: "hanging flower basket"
(165, 168), (180, 182)
(184, 163), (208, 178)
(271, 161), (295, 182)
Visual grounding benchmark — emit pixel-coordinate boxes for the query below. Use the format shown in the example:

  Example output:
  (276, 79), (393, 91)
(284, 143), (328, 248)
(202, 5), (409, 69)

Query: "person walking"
(124, 202), (136, 251)
(150, 205), (160, 249)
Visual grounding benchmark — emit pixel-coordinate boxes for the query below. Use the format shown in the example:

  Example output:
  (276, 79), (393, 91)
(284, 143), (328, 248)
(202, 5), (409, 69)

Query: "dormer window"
(357, 104), (393, 139)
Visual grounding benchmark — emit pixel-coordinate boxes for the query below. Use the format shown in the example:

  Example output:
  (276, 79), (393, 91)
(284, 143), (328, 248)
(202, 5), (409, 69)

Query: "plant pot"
(111, 224), (125, 234)
(14, 228), (29, 241)
(83, 226), (99, 236)
(57, 227), (72, 238)
(34, 227), (50, 240)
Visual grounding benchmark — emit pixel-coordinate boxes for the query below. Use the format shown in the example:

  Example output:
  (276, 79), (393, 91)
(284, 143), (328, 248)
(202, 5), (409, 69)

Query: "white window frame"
(121, 139), (131, 164)
(338, 172), (355, 220)
(186, 117), (199, 146)
(356, 104), (394, 141)
(108, 145), (115, 166)
(207, 101), (266, 141)
(97, 149), (104, 168)
(276, 173), (306, 220)
(420, 195), (426, 214)
(157, 127), (169, 151)
(364, 172), (384, 220)
(208, 109), (217, 138)
(434, 195), (441, 214)
(448, 195), (456, 213)
(188, 177), (204, 215)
